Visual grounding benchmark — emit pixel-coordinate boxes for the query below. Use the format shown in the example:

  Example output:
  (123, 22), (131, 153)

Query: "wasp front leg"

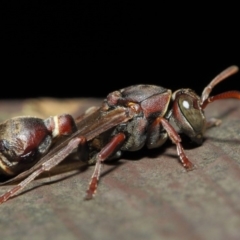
(205, 118), (222, 129)
(147, 117), (195, 170)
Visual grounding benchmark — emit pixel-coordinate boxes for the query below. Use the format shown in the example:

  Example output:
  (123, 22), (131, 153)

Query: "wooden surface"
(0, 98), (240, 240)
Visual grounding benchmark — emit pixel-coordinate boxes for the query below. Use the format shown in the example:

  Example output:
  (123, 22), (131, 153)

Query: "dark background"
(2, 2), (240, 99)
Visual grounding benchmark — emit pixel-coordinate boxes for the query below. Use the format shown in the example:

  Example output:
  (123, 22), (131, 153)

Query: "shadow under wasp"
(0, 66), (240, 204)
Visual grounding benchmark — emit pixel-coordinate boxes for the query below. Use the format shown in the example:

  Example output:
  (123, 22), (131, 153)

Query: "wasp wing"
(0, 106), (132, 185)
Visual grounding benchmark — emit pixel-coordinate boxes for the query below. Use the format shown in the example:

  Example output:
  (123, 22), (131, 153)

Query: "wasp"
(0, 66), (239, 204)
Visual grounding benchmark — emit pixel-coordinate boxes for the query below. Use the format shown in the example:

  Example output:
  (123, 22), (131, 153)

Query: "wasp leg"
(85, 133), (126, 200)
(0, 136), (87, 204)
(77, 136), (89, 162)
(206, 118), (222, 129)
(158, 117), (195, 170)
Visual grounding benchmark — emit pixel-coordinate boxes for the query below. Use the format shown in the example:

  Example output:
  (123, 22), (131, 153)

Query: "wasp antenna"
(201, 90), (240, 109)
(200, 65), (239, 105)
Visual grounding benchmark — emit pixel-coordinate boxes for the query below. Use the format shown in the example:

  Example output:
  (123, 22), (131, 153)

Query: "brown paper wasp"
(0, 66), (240, 204)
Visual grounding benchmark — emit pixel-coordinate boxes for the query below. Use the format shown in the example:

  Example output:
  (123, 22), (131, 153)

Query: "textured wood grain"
(0, 98), (240, 240)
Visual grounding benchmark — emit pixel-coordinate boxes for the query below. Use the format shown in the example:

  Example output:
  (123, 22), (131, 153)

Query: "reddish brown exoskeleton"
(0, 66), (240, 204)
(0, 114), (78, 177)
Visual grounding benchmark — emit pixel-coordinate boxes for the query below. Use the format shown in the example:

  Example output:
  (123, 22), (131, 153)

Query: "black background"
(2, 2), (240, 99)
